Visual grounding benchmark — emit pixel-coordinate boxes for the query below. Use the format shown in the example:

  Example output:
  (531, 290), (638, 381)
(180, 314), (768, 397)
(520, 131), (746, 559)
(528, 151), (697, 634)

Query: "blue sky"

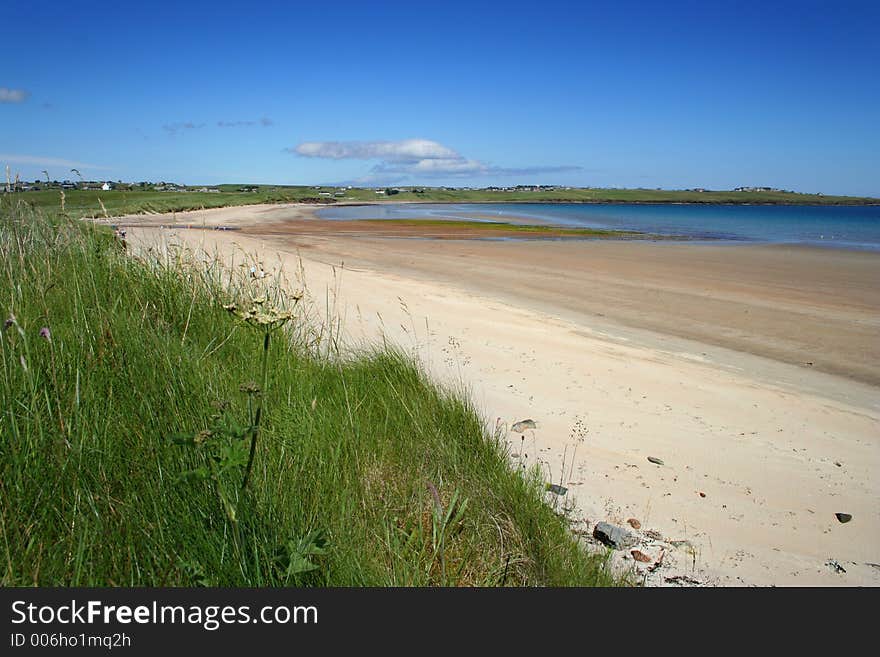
(2, 0), (878, 195)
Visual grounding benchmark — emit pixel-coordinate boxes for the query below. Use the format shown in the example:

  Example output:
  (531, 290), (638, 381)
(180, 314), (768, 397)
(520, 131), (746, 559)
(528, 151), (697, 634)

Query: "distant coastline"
(331, 199), (880, 207)
(11, 186), (880, 227)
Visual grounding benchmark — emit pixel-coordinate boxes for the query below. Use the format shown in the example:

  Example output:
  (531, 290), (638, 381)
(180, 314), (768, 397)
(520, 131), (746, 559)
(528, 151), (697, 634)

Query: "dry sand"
(111, 203), (880, 586)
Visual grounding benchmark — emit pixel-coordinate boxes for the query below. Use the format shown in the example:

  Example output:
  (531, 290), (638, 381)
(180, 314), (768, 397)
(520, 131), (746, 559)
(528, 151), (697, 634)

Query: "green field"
(13, 187), (324, 220)
(0, 196), (623, 586)
(9, 184), (878, 223)
(341, 187), (879, 205)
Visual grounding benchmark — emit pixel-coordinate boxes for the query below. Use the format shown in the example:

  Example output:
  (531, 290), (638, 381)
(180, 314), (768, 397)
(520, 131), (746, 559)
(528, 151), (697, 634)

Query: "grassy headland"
(8, 184), (878, 224)
(341, 187), (879, 205)
(0, 196), (620, 586)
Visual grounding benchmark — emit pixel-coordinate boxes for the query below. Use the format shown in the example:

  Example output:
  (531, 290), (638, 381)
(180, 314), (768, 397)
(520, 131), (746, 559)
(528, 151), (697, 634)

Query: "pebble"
(511, 419), (537, 433)
(631, 550), (652, 563)
(592, 522), (638, 550)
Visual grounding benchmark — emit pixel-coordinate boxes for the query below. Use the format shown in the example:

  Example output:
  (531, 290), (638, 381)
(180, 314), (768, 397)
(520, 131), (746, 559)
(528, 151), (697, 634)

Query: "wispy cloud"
(291, 139), (458, 161)
(490, 165), (584, 176)
(165, 117), (274, 133)
(288, 138), (581, 182)
(0, 87), (29, 103)
(218, 116), (274, 128)
(0, 153), (109, 170)
(162, 121), (205, 135)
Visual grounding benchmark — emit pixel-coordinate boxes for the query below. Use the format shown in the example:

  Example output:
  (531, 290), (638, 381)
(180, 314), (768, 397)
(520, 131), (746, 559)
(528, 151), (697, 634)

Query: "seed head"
(222, 297), (297, 330)
(239, 381), (262, 396)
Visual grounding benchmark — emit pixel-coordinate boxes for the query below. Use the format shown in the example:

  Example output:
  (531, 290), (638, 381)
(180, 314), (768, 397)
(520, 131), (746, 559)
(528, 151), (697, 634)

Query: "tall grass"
(0, 197), (620, 586)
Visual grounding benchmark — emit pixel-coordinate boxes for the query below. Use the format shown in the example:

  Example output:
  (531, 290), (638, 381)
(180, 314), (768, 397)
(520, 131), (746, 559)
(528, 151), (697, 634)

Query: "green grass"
(8, 184), (877, 225)
(15, 188), (326, 221)
(332, 186), (879, 205)
(0, 196), (621, 586)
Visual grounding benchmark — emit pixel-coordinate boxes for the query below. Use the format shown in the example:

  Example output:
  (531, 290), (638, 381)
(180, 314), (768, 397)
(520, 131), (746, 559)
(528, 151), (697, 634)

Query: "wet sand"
(111, 203), (880, 586)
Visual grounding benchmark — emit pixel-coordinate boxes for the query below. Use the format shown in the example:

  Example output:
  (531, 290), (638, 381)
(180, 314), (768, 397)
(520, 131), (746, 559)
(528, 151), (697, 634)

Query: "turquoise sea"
(317, 203), (880, 251)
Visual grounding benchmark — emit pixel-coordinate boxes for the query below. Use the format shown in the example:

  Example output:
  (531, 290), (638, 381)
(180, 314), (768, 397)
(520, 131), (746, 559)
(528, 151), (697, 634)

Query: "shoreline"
(115, 203), (880, 586)
(319, 199), (880, 207)
(104, 201), (880, 253)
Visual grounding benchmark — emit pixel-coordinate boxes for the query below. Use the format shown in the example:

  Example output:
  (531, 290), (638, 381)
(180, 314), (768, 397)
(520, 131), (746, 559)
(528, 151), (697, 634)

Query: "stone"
(647, 456), (664, 465)
(511, 419), (537, 433)
(627, 518), (641, 530)
(835, 513), (852, 523)
(592, 522), (637, 550)
(631, 550), (652, 563)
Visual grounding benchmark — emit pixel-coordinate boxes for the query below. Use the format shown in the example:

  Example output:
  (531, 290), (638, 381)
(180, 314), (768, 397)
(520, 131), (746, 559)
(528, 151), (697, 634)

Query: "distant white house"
(101, 182), (112, 191)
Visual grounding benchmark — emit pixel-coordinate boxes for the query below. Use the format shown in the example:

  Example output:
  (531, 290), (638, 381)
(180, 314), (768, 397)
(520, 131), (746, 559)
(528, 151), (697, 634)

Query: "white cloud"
(291, 139), (459, 162)
(0, 87), (29, 103)
(0, 153), (109, 170)
(288, 137), (581, 181)
(372, 158), (486, 177)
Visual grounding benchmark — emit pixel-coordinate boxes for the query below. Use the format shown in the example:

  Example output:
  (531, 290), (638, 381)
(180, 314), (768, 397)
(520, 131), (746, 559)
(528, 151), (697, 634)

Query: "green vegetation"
(305, 186), (879, 205)
(15, 187), (326, 221)
(0, 197), (620, 586)
(7, 183), (877, 224)
(359, 218), (648, 238)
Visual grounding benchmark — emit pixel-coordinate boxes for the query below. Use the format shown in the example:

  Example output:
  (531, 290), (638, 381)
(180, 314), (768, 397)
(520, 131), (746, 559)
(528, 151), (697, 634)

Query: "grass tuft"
(0, 196), (622, 586)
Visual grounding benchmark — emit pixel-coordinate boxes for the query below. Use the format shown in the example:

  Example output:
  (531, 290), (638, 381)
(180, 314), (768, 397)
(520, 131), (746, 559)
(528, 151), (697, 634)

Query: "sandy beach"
(113, 203), (880, 586)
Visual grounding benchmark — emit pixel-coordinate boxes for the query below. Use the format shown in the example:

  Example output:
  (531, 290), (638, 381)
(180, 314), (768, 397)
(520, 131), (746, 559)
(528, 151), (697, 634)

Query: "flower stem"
(242, 328), (270, 491)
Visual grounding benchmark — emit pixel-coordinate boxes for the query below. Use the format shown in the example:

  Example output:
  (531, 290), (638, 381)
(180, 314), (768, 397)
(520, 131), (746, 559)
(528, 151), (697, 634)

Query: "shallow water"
(317, 203), (880, 251)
